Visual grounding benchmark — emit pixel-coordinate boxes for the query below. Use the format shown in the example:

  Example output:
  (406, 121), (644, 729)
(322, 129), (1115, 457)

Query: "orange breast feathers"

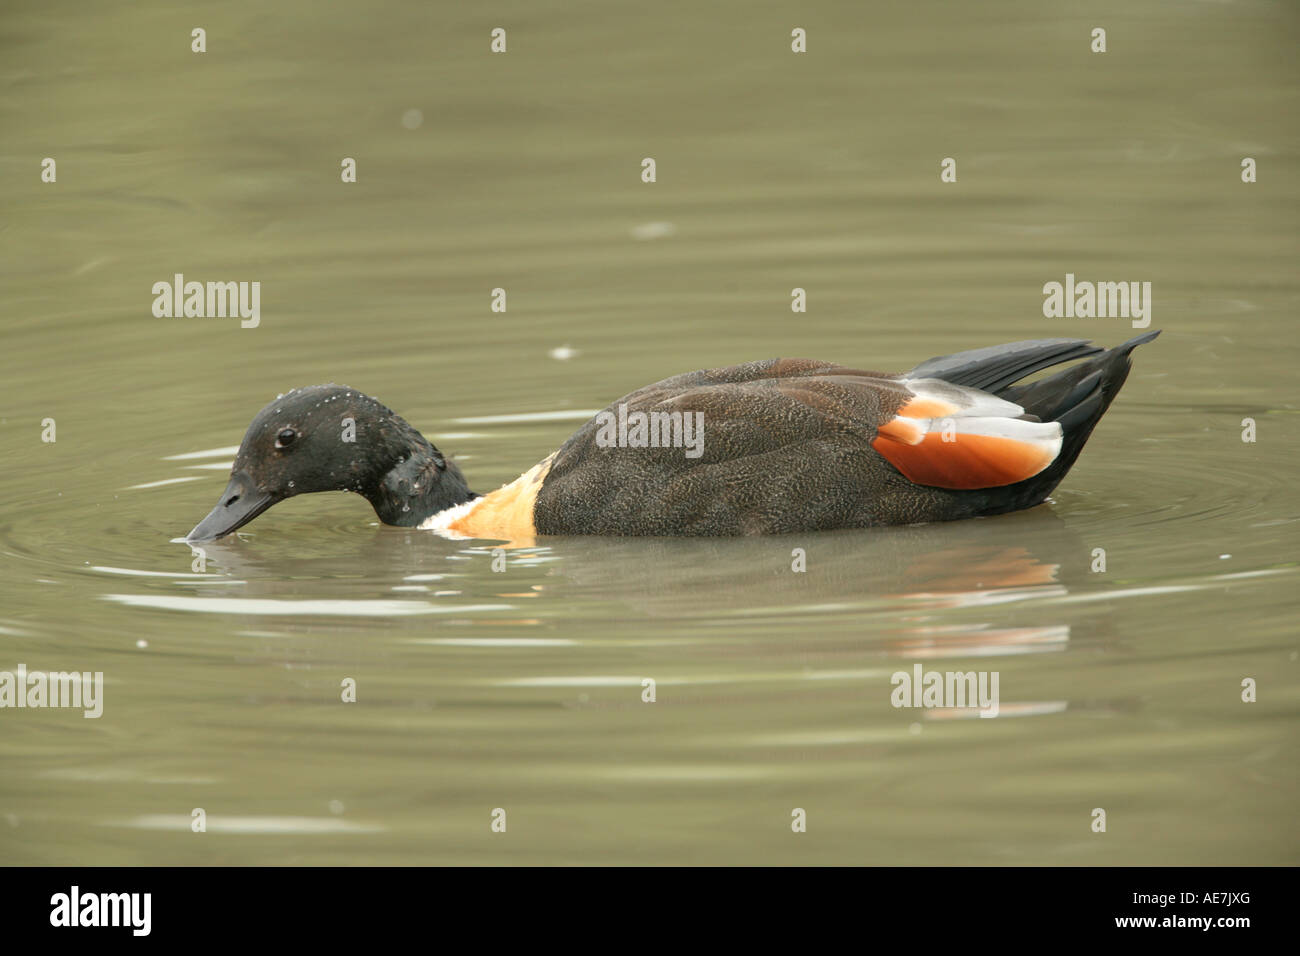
(423, 454), (555, 540)
(871, 381), (1063, 490)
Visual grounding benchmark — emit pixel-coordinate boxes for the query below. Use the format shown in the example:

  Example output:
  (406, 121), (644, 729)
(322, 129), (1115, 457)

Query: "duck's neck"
(364, 436), (477, 527)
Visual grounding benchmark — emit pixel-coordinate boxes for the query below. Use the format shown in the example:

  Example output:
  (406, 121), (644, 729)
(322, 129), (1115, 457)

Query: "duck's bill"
(186, 472), (278, 541)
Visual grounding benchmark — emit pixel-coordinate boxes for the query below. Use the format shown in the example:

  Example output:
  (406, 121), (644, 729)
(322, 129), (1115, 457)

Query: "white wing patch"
(898, 378), (1029, 419)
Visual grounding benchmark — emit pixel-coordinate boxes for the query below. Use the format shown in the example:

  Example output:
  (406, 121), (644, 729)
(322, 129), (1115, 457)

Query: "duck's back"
(535, 357), (961, 535)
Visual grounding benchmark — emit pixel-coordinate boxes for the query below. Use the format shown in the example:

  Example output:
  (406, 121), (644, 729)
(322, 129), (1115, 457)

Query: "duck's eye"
(275, 429), (298, 449)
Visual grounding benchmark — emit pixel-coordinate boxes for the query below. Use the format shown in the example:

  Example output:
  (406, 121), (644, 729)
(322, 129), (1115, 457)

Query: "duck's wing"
(533, 358), (1064, 535)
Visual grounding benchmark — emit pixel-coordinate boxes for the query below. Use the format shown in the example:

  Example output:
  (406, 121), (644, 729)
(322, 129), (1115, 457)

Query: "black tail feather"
(920, 331), (1160, 513)
(907, 338), (1104, 393)
(999, 330), (1159, 421)
(1009, 331), (1159, 507)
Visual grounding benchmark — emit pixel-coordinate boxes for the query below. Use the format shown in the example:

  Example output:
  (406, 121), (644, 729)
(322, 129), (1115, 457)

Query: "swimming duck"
(186, 332), (1158, 541)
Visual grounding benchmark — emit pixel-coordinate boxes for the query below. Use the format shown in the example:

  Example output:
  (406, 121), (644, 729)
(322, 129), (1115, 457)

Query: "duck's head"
(186, 384), (475, 541)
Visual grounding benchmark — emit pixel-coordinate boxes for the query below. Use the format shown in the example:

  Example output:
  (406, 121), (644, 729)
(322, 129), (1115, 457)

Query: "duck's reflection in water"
(173, 505), (1143, 719)
(194, 504), (1080, 617)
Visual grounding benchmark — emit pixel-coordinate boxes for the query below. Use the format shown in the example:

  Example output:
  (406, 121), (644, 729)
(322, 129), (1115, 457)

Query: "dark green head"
(186, 384), (474, 541)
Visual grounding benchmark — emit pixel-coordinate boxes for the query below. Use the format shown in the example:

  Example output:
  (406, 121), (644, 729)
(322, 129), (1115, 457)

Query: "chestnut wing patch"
(871, 378), (1063, 490)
